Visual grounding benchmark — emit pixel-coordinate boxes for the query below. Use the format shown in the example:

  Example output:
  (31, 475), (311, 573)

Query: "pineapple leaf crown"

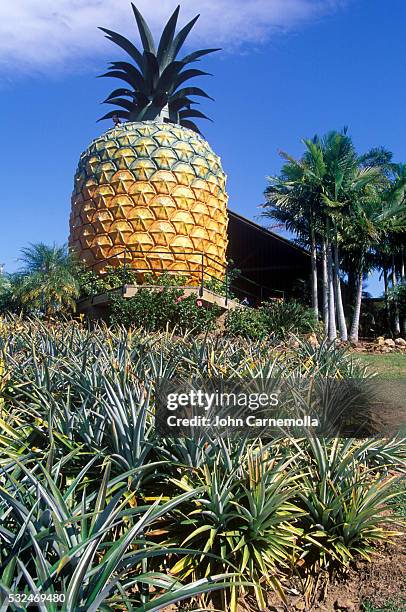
(98, 3), (220, 133)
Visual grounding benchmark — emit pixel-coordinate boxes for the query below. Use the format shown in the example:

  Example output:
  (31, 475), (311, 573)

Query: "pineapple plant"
(69, 4), (228, 282)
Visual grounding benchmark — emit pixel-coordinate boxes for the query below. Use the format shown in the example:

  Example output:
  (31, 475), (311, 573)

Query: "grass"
(387, 479), (406, 518)
(356, 353), (406, 380)
(362, 600), (406, 611)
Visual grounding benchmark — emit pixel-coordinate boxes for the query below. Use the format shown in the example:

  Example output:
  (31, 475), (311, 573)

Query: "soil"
(161, 527), (405, 612)
(266, 529), (406, 612)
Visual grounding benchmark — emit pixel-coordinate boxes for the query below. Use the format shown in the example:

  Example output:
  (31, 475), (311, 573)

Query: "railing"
(84, 247), (231, 305)
(82, 247), (284, 307)
(232, 275), (284, 305)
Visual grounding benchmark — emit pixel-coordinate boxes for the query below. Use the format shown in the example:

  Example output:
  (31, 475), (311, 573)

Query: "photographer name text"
(166, 414), (319, 428)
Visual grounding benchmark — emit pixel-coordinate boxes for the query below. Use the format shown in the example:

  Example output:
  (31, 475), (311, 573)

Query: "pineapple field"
(0, 316), (405, 611)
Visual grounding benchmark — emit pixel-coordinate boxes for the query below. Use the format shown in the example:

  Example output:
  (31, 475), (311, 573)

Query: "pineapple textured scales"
(69, 121), (228, 282)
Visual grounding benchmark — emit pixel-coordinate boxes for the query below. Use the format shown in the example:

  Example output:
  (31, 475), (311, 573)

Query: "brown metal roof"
(228, 209), (310, 257)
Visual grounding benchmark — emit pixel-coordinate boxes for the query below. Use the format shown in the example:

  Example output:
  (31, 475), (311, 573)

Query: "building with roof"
(227, 210), (311, 304)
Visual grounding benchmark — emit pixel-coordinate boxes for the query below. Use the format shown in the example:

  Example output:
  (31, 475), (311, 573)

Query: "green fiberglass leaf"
(131, 3), (156, 54)
(157, 5), (180, 65)
(99, 27), (144, 70)
(181, 48), (221, 64)
(174, 69), (212, 88)
(104, 97), (137, 112)
(97, 110), (130, 123)
(172, 86), (214, 100)
(98, 4), (218, 130)
(109, 62), (148, 92)
(180, 108), (212, 121)
(170, 14), (200, 60)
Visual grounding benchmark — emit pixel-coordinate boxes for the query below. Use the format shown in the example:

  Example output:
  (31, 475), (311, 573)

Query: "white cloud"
(0, 0), (347, 73)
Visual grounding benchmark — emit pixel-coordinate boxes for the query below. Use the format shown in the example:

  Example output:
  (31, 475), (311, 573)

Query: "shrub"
(225, 299), (318, 340)
(296, 437), (402, 572)
(225, 306), (269, 340)
(0, 273), (28, 314)
(176, 293), (221, 332)
(143, 271), (188, 286)
(77, 265), (140, 297)
(0, 275), (16, 314)
(110, 289), (220, 333)
(390, 282), (406, 317)
(78, 267), (193, 298)
(261, 299), (318, 337)
(167, 447), (303, 611)
(204, 266), (240, 299)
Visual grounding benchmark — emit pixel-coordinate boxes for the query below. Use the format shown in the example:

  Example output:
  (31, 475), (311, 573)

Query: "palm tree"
(264, 153), (322, 319)
(344, 199), (382, 342)
(378, 164), (406, 336)
(16, 244), (79, 316)
(264, 130), (384, 343)
(317, 131), (384, 342)
(264, 138), (341, 339)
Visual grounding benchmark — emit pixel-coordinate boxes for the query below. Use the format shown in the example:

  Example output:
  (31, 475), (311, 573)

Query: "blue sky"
(1, 0), (405, 296)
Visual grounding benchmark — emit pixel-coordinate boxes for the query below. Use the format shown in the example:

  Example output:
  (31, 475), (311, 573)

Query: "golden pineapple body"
(69, 121), (228, 281)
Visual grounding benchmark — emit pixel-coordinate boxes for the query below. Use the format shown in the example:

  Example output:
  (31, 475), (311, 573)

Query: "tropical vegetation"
(0, 316), (404, 610)
(0, 5), (404, 608)
(263, 131), (406, 343)
(225, 299), (318, 340)
(0, 244), (79, 316)
(109, 288), (221, 332)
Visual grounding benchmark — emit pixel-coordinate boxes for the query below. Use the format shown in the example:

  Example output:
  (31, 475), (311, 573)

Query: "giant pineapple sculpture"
(69, 4), (228, 281)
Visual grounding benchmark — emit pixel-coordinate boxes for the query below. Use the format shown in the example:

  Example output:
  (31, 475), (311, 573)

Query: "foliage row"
(0, 317), (404, 610)
(264, 131), (406, 342)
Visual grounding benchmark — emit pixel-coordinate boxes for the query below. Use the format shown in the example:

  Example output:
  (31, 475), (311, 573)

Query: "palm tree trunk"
(322, 239), (329, 332)
(327, 239), (337, 342)
(334, 243), (348, 341)
(392, 254), (400, 336)
(349, 266), (363, 343)
(383, 266), (390, 334)
(310, 225), (319, 318)
(400, 246), (405, 338)
(347, 268), (356, 314)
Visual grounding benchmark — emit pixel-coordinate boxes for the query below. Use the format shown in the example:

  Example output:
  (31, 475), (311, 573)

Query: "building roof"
(228, 209), (310, 257)
(226, 209), (311, 301)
